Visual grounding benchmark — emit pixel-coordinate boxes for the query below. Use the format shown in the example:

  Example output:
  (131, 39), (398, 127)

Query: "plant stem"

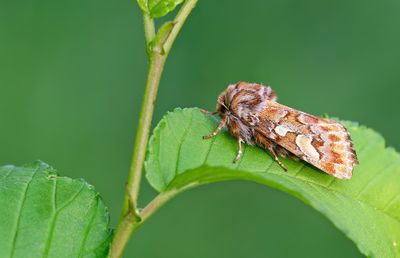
(109, 1), (198, 257)
(109, 190), (179, 258)
(163, 0), (198, 55)
(139, 189), (179, 222)
(129, 53), (166, 211)
(109, 52), (166, 258)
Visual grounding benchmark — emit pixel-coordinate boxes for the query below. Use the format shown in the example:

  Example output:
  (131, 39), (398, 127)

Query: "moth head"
(215, 84), (237, 117)
(215, 82), (277, 118)
(216, 92), (230, 117)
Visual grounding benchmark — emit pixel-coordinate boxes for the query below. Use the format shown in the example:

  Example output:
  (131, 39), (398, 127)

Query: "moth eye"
(217, 101), (229, 114)
(220, 105), (227, 114)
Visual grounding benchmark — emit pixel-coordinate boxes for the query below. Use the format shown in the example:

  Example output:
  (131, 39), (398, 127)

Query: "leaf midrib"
(172, 162), (400, 227)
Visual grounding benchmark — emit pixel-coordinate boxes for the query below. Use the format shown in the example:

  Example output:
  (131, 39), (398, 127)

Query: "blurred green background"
(1, 0), (399, 257)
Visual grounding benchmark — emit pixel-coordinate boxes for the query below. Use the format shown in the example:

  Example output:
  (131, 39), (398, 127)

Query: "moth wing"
(256, 101), (358, 179)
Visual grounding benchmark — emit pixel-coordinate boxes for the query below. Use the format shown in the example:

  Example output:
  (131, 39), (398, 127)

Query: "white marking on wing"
(274, 125), (294, 137)
(295, 135), (320, 160)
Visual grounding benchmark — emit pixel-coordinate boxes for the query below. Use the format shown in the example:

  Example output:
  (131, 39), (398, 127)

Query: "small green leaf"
(148, 0), (184, 18)
(146, 108), (400, 258)
(137, 0), (148, 13)
(0, 161), (111, 258)
(149, 21), (175, 54)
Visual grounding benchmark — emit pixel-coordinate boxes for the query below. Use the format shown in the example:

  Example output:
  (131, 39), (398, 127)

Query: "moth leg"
(200, 108), (217, 115)
(275, 145), (300, 161)
(265, 144), (288, 172)
(233, 138), (243, 163)
(254, 131), (287, 171)
(203, 116), (227, 139)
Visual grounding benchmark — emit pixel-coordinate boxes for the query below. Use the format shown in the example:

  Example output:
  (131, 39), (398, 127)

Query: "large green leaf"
(145, 108), (400, 258)
(0, 161), (111, 258)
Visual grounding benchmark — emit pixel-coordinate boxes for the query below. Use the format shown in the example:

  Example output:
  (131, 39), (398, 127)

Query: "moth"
(202, 82), (358, 179)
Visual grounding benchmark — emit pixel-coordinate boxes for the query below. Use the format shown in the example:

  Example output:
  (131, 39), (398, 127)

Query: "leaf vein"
(263, 158), (275, 173)
(383, 194), (399, 212)
(1, 166), (15, 180)
(9, 167), (38, 258)
(42, 183), (86, 257)
(52, 179), (57, 211)
(174, 111), (194, 176)
(325, 178), (336, 188)
(202, 134), (217, 165)
(77, 197), (99, 258)
(354, 161), (397, 199)
(293, 162), (307, 177)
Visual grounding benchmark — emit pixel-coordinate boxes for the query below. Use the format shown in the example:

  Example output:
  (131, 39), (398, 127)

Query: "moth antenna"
(200, 108), (217, 115)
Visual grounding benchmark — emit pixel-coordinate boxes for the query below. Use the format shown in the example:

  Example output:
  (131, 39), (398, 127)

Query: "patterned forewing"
(256, 101), (358, 179)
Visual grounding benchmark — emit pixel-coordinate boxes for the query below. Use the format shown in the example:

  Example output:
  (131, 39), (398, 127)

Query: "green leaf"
(149, 21), (175, 54)
(0, 161), (111, 258)
(148, 0), (184, 18)
(137, 0), (148, 13)
(145, 108), (400, 258)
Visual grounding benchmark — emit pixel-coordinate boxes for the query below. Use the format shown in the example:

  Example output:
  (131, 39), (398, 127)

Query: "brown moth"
(202, 82), (358, 179)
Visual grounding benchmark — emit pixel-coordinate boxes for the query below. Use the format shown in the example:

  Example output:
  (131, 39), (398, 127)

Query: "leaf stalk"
(109, 1), (198, 257)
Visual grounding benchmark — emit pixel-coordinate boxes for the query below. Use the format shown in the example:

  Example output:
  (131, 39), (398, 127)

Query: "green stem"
(139, 189), (179, 222)
(109, 1), (198, 257)
(109, 188), (178, 258)
(164, 0), (198, 55)
(109, 52), (166, 258)
(129, 53), (166, 211)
